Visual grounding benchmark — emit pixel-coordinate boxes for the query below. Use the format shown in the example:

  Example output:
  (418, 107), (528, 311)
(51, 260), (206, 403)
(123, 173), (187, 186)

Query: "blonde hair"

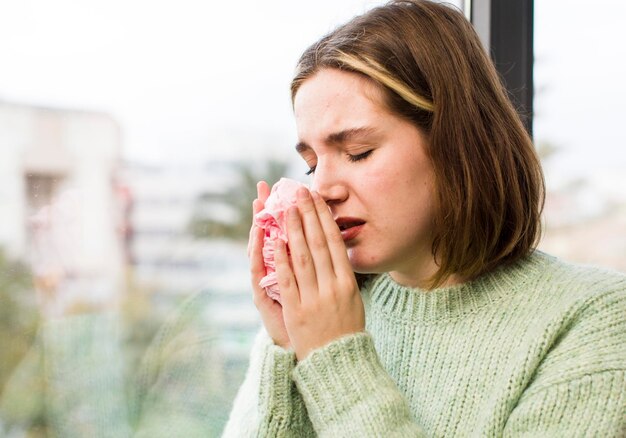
(333, 51), (435, 112)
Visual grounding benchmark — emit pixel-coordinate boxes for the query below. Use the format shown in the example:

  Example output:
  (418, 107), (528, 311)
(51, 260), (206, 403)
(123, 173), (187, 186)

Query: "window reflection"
(535, 0), (626, 270)
(1, 0), (624, 435)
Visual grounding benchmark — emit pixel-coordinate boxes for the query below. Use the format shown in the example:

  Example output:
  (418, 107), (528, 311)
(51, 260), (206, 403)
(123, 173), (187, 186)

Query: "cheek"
(369, 155), (433, 200)
(361, 156), (404, 192)
(376, 159), (436, 227)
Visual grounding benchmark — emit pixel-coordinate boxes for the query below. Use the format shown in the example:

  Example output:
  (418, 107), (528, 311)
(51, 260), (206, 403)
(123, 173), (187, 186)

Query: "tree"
(0, 250), (39, 395)
(189, 160), (289, 240)
(0, 249), (48, 436)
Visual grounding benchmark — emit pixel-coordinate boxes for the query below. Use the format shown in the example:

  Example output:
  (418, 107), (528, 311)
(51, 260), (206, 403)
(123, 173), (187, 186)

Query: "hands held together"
(249, 181), (365, 361)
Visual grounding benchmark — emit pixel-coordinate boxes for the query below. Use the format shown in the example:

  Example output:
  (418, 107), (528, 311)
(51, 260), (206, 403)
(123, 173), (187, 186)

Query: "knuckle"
(299, 202), (315, 214)
(328, 230), (344, 245)
(309, 235), (327, 251)
(250, 264), (264, 278)
(337, 275), (355, 292)
(293, 308), (307, 323)
(294, 252), (311, 267)
(279, 275), (293, 291)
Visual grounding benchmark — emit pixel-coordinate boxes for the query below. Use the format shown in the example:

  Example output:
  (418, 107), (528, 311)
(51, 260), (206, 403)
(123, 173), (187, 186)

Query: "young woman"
(225, 1), (626, 436)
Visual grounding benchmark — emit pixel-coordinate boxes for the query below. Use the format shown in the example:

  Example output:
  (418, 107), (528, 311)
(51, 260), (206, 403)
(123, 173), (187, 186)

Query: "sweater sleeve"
(292, 332), (426, 437)
(222, 329), (315, 437)
(503, 287), (626, 437)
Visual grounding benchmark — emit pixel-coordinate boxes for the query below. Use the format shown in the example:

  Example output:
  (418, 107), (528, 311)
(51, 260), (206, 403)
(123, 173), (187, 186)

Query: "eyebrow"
(295, 127), (379, 154)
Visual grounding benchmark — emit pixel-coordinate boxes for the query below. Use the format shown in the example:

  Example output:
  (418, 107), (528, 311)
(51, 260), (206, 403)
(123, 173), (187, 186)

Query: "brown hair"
(291, 0), (545, 288)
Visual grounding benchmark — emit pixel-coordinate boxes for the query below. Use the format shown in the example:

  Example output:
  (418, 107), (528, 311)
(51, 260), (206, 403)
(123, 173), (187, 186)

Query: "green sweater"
(223, 251), (626, 437)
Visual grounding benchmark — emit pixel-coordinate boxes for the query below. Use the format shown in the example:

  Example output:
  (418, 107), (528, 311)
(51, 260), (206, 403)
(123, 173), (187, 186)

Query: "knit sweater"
(223, 251), (626, 437)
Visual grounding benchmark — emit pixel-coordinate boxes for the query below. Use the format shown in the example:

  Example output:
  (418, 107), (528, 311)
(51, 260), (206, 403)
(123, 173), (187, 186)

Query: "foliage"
(189, 159), (289, 240)
(0, 250), (39, 396)
(0, 252), (170, 435)
(119, 279), (174, 382)
(0, 249), (47, 436)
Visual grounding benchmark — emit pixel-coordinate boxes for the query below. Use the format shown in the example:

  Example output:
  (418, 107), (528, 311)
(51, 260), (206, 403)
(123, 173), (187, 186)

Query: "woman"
(224, 1), (626, 436)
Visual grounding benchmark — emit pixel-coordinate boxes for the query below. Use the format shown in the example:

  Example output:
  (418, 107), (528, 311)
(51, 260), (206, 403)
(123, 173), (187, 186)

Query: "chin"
(348, 250), (386, 275)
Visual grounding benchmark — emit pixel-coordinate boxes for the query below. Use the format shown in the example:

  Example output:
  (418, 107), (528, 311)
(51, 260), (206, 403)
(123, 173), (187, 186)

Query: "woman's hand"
(275, 187), (365, 361)
(248, 181), (292, 350)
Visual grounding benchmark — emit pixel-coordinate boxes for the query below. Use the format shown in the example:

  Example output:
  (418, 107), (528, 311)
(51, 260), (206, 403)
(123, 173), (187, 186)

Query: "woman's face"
(293, 68), (439, 285)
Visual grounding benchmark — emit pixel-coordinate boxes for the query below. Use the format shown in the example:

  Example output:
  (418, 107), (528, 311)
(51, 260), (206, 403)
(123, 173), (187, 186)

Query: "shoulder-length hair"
(291, 0), (545, 288)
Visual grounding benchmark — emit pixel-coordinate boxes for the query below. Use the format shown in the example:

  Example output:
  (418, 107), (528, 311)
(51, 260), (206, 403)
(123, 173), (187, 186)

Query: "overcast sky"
(534, 0), (626, 192)
(0, 0), (624, 190)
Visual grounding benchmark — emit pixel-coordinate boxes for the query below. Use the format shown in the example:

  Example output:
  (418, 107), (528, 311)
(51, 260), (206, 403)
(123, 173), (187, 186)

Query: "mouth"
(335, 217), (366, 241)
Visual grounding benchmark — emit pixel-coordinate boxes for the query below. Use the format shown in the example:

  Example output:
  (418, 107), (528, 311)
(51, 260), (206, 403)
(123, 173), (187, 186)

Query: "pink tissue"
(254, 178), (308, 302)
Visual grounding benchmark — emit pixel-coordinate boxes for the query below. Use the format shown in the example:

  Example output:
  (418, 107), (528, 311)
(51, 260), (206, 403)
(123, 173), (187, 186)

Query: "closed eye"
(305, 150), (373, 175)
(348, 150), (373, 162)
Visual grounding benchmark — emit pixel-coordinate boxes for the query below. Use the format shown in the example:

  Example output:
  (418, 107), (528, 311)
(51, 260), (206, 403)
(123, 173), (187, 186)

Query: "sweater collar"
(366, 251), (551, 323)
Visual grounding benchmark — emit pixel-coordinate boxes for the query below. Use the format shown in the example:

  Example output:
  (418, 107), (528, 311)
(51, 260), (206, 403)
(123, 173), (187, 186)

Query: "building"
(0, 100), (125, 292)
(119, 161), (261, 360)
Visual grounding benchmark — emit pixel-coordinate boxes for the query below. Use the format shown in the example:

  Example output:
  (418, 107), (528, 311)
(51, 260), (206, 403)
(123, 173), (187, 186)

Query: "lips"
(335, 217), (366, 241)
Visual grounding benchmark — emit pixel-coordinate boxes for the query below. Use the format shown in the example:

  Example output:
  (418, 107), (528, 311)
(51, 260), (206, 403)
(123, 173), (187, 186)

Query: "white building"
(0, 100), (125, 286)
(119, 162), (261, 359)
(119, 162), (240, 292)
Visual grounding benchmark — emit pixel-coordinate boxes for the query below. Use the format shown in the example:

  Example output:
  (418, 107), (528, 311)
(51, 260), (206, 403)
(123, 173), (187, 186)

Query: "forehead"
(293, 69), (391, 138)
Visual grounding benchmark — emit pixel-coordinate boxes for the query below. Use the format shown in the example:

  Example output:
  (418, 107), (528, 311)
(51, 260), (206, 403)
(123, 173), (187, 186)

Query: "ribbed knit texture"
(225, 252), (626, 437)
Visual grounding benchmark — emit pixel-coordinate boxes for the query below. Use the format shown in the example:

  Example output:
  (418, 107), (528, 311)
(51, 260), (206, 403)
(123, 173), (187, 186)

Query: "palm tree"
(189, 160), (289, 240)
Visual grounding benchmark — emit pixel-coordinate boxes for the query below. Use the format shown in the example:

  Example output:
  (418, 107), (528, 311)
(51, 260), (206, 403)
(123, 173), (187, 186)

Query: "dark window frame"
(471, 0), (534, 137)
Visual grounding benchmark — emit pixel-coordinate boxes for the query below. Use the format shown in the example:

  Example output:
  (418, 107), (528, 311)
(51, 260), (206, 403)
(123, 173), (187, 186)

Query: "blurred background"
(0, 0), (624, 435)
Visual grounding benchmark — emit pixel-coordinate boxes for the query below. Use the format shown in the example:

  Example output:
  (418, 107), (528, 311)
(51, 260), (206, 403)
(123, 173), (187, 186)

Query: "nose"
(310, 159), (348, 205)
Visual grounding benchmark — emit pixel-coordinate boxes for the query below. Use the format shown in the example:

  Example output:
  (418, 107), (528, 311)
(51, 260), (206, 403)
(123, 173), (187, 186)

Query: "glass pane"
(0, 1), (394, 435)
(534, 0), (626, 271)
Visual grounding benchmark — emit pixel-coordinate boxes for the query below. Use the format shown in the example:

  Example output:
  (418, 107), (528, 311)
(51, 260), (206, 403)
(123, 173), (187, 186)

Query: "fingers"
(249, 181), (272, 306)
(253, 198), (263, 216)
(274, 238), (299, 309)
(250, 223), (271, 305)
(248, 198), (264, 257)
(249, 223), (265, 283)
(257, 181), (270, 204)
(311, 190), (353, 277)
(295, 188), (335, 284)
(284, 205), (318, 303)
(249, 198), (267, 293)
(248, 180), (270, 257)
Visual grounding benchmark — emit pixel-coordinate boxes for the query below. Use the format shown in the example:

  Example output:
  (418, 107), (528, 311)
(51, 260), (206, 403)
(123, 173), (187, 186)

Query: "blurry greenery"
(189, 159), (288, 240)
(0, 253), (169, 435)
(0, 249), (47, 436)
(0, 249), (39, 397)
(119, 277), (172, 385)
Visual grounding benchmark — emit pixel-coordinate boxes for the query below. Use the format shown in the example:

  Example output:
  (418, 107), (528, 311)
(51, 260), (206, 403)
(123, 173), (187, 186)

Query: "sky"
(0, 0), (624, 191)
(533, 0), (626, 191)
(0, 0), (388, 165)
